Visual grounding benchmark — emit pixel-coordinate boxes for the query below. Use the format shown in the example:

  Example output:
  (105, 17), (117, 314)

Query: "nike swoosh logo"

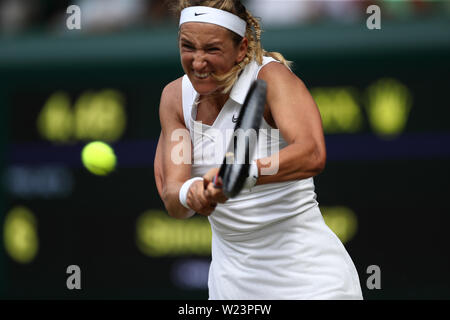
(195, 12), (207, 16)
(232, 115), (238, 123)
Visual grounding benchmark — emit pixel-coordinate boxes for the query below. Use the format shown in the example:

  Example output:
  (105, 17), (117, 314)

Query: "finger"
(204, 182), (220, 202)
(187, 180), (208, 211)
(197, 184), (216, 211)
(186, 189), (200, 212)
(203, 177), (209, 189)
(188, 180), (219, 215)
(203, 168), (220, 187)
(190, 195), (213, 215)
(206, 182), (228, 203)
(196, 202), (216, 217)
(199, 188), (217, 216)
(204, 182), (218, 201)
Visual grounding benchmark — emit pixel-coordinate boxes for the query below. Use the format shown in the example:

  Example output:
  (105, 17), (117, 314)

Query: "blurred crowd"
(0, 0), (449, 35)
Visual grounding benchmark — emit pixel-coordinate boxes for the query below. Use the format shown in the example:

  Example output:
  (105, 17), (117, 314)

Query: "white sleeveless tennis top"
(182, 56), (318, 235)
(181, 57), (363, 300)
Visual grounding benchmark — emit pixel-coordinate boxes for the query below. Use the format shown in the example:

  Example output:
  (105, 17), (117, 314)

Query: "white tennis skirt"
(208, 205), (363, 300)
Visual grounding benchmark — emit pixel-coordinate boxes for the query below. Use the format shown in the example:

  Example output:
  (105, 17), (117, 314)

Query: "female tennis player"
(154, 0), (363, 300)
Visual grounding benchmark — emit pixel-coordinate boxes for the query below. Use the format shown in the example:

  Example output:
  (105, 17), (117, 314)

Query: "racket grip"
(213, 171), (222, 188)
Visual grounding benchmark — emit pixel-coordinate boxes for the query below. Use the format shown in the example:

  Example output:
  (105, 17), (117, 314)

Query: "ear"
(236, 37), (248, 64)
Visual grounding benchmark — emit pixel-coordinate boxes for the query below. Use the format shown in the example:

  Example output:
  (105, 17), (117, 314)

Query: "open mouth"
(194, 72), (211, 79)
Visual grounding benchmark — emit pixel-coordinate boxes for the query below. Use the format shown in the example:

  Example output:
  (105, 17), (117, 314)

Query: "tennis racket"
(213, 79), (267, 198)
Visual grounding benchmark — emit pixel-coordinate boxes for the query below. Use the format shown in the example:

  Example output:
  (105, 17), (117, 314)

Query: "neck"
(198, 92), (230, 110)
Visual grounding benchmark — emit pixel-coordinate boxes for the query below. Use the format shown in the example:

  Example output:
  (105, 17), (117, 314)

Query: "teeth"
(194, 72), (210, 79)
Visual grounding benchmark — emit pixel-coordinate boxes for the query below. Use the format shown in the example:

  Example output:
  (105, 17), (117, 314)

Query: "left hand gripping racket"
(213, 79), (267, 198)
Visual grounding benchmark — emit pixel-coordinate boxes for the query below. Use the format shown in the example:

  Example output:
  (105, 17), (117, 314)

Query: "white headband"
(179, 6), (247, 37)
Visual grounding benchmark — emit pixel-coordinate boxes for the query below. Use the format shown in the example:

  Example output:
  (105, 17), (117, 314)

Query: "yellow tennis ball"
(81, 141), (116, 176)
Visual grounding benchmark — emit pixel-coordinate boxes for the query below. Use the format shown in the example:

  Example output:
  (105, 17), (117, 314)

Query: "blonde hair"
(172, 0), (292, 94)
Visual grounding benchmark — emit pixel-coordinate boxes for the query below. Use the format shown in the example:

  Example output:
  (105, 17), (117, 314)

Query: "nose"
(192, 52), (207, 70)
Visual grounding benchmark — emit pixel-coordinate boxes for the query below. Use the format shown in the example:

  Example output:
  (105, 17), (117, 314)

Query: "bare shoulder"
(257, 60), (305, 88)
(161, 76), (183, 108)
(160, 76), (184, 125)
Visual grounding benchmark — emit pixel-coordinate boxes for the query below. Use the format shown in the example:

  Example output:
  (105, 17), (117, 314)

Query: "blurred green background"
(1, 0), (450, 299)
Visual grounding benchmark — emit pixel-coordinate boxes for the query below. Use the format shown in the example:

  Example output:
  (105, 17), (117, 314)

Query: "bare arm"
(154, 133), (164, 199)
(255, 62), (326, 185)
(157, 78), (194, 219)
(156, 78), (220, 218)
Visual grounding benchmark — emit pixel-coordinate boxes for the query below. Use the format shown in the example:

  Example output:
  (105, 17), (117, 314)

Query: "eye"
(182, 44), (194, 50)
(207, 47), (220, 52)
